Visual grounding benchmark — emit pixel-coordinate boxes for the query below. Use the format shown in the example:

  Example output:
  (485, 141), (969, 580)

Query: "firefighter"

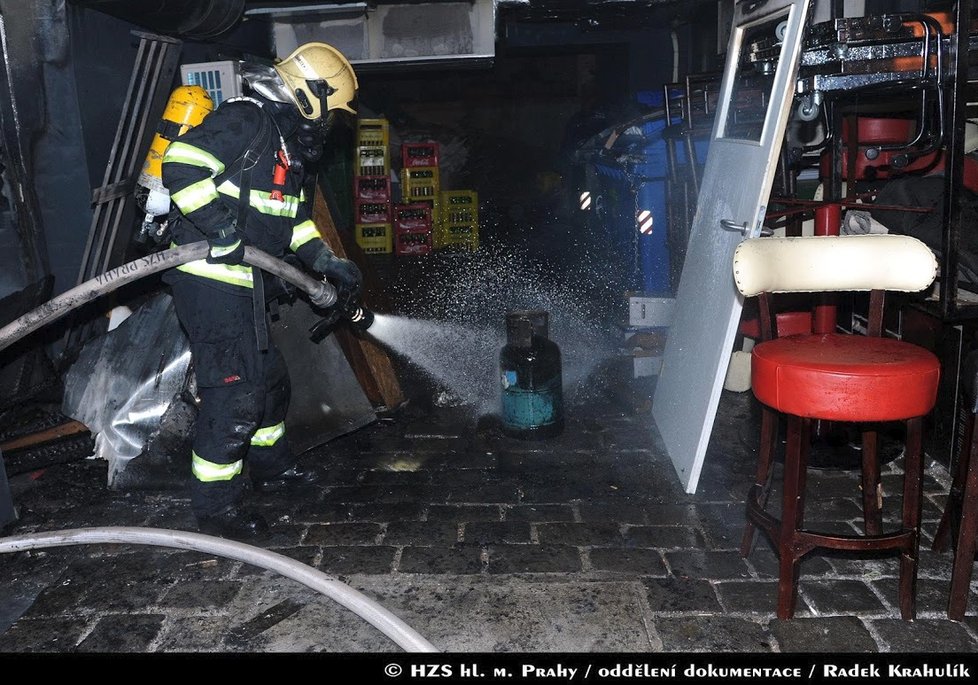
(161, 42), (362, 539)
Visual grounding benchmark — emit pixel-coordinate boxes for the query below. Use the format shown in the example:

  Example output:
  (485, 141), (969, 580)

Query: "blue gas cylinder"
(499, 310), (564, 439)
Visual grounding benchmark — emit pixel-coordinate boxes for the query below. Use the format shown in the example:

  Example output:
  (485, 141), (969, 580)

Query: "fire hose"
(0, 241), (337, 354)
(0, 243), (434, 651)
(0, 527), (438, 652)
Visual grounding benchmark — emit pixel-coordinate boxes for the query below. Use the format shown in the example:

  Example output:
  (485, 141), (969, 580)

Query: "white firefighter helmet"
(274, 42), (358, 119)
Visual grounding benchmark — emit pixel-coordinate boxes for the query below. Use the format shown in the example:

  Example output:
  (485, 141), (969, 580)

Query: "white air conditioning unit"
(180, 61), (241, 106)
(258, 1), (496, 68)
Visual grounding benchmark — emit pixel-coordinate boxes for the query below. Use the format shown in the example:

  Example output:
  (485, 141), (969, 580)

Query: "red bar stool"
(733, 234), (940, 620)
(932, 349), (978, 620)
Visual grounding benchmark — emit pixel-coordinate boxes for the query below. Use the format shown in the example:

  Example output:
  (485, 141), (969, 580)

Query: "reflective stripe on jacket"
(161, 97), (329, 290)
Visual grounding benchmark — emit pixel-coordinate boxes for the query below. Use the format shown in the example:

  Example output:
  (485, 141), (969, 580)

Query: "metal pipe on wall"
(67, 0), (247, 40)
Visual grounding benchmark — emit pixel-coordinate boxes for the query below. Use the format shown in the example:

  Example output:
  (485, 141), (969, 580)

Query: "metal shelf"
(794, 3), (976, 321)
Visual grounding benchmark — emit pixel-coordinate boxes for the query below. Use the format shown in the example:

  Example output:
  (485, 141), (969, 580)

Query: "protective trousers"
(171, 278), (293, 517)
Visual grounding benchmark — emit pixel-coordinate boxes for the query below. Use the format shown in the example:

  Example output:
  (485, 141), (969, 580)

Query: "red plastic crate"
(393, 203), (433, 233)
(355, 200), (391, 224)
(401, 142), (440, 168)
(354, 175), (391, 202)
(395, 230), (433, 256)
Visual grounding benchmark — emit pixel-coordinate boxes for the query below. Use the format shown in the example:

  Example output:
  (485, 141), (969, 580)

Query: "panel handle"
(720, 218), (750, 235)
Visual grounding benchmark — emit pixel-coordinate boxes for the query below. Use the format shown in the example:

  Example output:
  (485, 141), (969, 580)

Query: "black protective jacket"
(161, 94), (329, 294)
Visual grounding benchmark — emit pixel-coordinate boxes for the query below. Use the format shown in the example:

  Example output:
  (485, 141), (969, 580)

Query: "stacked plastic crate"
(398, 142), (440, 219)
(437, 189), (479, 251)
(353, 118), (393, 254)
(394, 142), (439, 256)
(393, 203), (433, 256)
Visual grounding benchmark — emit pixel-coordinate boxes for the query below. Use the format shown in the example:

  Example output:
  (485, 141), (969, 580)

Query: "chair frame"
(740, 287), (926, 620)
(932, 360), (978, 621)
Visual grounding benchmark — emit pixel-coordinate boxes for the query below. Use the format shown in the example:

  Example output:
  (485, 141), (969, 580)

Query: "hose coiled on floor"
(0, 526), (438, 652)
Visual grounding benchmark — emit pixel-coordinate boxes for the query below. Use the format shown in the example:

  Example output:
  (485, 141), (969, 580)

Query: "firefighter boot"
(252, 464), (320, 493)
(197, 505), (269, 540)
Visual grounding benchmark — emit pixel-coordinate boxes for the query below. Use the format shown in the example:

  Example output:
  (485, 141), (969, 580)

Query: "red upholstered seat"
(751, 333), (941, 422)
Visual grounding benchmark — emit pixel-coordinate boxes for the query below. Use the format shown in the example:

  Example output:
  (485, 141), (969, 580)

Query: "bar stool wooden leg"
(899, 417), (924, 620)
(741, 406), (779, 557)
(861, 428), (883, 536)
(949, 428), (978, 621)
(777, 415), (810, 619)
(933, 412), (975, 553)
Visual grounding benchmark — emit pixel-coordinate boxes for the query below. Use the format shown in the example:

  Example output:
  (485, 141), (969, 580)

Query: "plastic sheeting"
(62, 293), (191, 487)
(61, 290), (379, 489)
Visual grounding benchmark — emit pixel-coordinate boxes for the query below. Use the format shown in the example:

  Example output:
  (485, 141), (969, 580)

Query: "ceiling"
(69, 0), (717, 41)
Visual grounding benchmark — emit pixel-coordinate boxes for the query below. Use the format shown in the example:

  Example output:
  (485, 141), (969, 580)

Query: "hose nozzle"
(347, 305), (375, 334)
(308, 300), (372, 343)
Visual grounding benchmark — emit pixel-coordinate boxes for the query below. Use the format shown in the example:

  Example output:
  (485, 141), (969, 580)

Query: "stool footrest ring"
(745, 485), (917, 558)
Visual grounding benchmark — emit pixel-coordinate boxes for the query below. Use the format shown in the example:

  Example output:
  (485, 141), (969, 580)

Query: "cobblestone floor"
(1, 365), (977, 654)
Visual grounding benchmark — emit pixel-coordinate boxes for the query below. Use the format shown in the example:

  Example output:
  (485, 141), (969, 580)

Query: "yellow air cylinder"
(137, 85), (214, 215)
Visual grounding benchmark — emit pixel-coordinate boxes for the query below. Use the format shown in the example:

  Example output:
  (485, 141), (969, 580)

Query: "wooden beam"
(0, 420), (89, 452)
(312, 186), (405, 411)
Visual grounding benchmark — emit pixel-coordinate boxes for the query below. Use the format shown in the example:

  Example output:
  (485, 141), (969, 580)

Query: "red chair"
(733, 234), (940, 620)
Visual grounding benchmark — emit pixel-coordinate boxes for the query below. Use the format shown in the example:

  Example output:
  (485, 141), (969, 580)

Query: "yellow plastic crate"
(434, 221), (479, 251)
(400, 166), (440, 202)
(356, 145), (389, 177)
(439, 190), (478, 225)
(357, 118), (390, 148)
(354, 223), (393, 254)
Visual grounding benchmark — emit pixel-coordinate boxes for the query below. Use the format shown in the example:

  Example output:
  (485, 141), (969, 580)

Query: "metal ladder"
(67, 31), (183, 353)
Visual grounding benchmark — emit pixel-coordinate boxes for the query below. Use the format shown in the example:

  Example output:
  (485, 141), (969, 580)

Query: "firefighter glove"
(314, 251), (361, 291)
(313, 250), (362, 308)
(207, 225), (246, 265)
